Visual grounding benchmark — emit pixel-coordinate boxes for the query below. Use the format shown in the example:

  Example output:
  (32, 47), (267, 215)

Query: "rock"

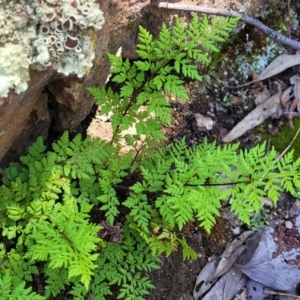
(194, 113), (214, 130)
(0, 69), (53, 167)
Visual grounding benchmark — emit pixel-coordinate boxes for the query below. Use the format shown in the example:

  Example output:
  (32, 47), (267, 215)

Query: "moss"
(260, 119), (300, 159)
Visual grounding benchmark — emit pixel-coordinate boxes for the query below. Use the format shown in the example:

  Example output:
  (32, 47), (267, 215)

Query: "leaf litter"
(193, 204), (300, 300)
(223, 51), (300, 142)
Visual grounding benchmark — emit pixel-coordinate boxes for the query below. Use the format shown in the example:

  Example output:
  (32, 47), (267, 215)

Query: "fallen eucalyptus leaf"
(290, 74), (298, 85)
(199, 275), (226, 300)
(254, 87), (271, 106)
(222, 87), (293, 142)
(246, 279), (268, 299)
(193, 259), (219, 299)
(221, 231), (253, 259)
(194, 233), (252, 300)
(212, 245), (246, 280)
(194, 267), (246, 300)
(235, 218), (300, 293)
(222, 92), (280, 142)
(223, 267), (246, 300)
(194, 215), (300, 300)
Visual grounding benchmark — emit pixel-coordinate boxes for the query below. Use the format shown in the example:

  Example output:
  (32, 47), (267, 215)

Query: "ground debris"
(194, 210), (300, 299)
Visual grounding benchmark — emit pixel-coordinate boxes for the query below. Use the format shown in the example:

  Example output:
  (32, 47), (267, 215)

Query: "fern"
(43, 267), (70, 297)
(126, 138), (300, 236)
(0, 270), (45, 300)
(90, 225), (160, 300)
(25, 202), (100, 290)
(87, 14), (238, 150)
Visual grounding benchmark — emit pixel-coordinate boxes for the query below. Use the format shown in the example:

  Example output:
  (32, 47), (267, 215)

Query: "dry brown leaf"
(193, 259), (219, 298)
(222, 87), (293, 143)
(232, 51), (300, 88)
(254, 87), (271, 106)
(222, 92), (281, 143)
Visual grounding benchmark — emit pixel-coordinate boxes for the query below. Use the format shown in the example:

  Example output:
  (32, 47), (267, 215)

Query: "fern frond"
(0, 270), (45, 300)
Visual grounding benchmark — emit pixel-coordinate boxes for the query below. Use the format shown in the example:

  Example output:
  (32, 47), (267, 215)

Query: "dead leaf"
(194, 233), (251, 300)
(222, 87), (293, 143)
(222, 92), (281, 142)
(223, 267), (246, 300)
(199, 275), (226, 300)
(290, 74), (298, 85)
(246, 279), (268, 299)
(254, 87), (271, 106)
(194, 216), (300, 300)
(212, 245), (246, 280)
(193, 259), (219, 298)
(232, 51), (300, 88)
(221, 231), (253, 259)
(194, 267), (246, 300)
(235, 225), (300, 293)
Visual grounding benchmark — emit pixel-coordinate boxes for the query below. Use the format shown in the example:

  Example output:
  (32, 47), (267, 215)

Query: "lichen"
(233, 38), (284, 80)
(0, 0), (105, 97)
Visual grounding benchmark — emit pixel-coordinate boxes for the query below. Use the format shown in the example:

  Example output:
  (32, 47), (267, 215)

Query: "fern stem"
(274, 126), (300, 162)
(185, 179), (252, 187)
(130, 139), (146, 167)
(110, 73), (157, 144)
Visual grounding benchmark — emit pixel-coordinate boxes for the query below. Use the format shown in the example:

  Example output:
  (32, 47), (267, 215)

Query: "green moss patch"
(264, 120), (300, 158)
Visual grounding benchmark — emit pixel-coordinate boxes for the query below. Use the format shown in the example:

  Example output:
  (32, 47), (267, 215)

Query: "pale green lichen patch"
(233, 38), (284, 81)
(0, 0), (105, 97)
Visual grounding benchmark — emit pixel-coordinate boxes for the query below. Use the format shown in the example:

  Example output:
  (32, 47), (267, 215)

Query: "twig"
(264, 288), (300, 299)
(156, 2), (300, 50)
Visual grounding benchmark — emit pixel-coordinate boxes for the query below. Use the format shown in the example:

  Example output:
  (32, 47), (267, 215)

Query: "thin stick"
(156, 2), (300, 50)
(264, 288), (300, 299)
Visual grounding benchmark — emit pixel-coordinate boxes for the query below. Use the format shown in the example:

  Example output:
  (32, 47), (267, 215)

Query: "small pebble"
(232, 226), (242, 235)
(194, 113), (214, 130)
(285, 220), (293, 229)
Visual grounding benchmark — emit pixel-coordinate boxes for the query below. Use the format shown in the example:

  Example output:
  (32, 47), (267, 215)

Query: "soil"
(147, 218), (233, 300)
